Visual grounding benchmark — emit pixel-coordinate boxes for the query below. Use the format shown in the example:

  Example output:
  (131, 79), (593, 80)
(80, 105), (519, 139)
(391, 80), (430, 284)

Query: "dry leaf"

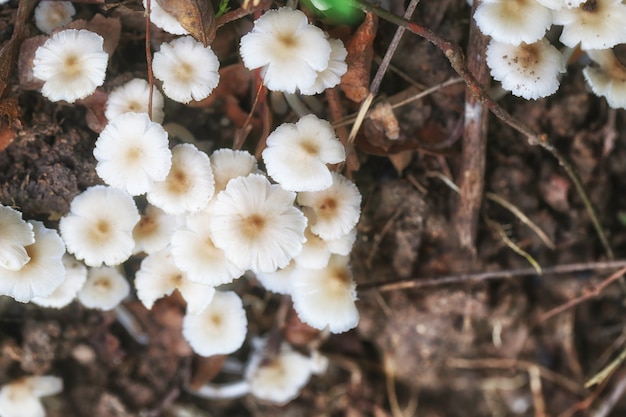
(18, 35), (47, 92)
(156, 0), (216, 46)
(387, 150), (413, 176)
(340, 12), (377, 103)
(368, 101), (399, 140)
(188, 355), (227, 390)
(80, 90), (109, 133)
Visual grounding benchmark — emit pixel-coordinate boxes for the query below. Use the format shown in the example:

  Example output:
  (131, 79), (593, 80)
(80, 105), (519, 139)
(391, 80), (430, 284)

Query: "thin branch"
(145, 0), (154, 121)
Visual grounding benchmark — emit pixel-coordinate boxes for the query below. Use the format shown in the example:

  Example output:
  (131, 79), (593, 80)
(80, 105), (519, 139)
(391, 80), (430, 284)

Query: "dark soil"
(2, 0), (626, 416)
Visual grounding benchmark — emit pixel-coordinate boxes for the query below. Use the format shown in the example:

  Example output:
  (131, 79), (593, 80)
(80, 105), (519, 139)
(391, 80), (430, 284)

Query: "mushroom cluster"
(474, 0), (626, 106)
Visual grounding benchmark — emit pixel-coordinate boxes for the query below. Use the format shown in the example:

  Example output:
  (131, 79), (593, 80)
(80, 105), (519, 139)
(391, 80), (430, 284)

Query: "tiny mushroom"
(143, 0), (189, 35)
(0, 221), (65, 303)
(299, 38), (348, 96)
(210, 148), (258, 193)
(0, 375), (63, 417)
(152, 36), (220, 103)
(291, 254), (359, 333)
(262, 114), (346, 192)
(60, 185), (140, 267)
(239, 7), (331, 93)
(182, 290), (248, 357)
(297, 172), (362, 240)
(105, 78), (165, 123)
(94, 112), (172, 196)
(473, 0), (552, 45)
(135, 248), (215, 315)
(31, 254), (88, 309)
(485, 38), (566, 100)
(210, 174), (307, 273)
(77, 266), (130, 310)
(132, 204), (180, 255)
(34, 1), (76, 34)
(147, 143), (215, 214)
(32, 29), (108, 103)
(0, 205), (34, 271)
(583, 48), (626, 109)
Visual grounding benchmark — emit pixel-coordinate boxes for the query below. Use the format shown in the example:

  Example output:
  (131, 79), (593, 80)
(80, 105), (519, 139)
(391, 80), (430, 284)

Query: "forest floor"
(2, 0), (626, 416)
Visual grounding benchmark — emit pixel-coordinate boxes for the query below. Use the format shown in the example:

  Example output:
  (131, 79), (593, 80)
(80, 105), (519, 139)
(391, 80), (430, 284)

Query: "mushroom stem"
(114, 304), (149, 345)
(187, 380), (251, 400)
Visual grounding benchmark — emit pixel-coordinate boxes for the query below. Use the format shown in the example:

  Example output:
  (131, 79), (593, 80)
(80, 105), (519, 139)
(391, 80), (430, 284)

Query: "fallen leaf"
(80, 90), (109, 133)
(188, 354), (227, 390)
(340, 12), (377, 103)
(156, 0), (216, 46)
(18, 35), (47, 92)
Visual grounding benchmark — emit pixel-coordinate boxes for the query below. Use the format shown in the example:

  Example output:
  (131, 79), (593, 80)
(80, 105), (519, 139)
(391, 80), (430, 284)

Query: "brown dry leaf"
(0, 99), (20, 151)
(188, 354), (227, 390)
(387, 150), (413, 176)
(340, 12), (377, 103)
(80, 90), (109, 133)
(156, 0), (216, 46)
(18, 35), (48, 92)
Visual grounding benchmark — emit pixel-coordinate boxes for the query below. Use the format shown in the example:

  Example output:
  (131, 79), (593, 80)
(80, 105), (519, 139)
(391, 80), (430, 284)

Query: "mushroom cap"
(239, 7), (331, 93)
(262, 114), (345, 192)
(254, 260), (296, 294)
(182, 290), (247, 357)
(143, 0), (189, 35)
(105, 78), (165, 124)
(77, 266), (130, 310)
(552, 0), (626, 49)
(583, 49), (626, 109)
(31, 254), (88, 308)
(486, 38), (566, 100)
(32, 29), (108, 103)
(152, 36), (220, 103)
(34, 1), (76, 34)
(473, 0), (552, 45)
(147, 143), (215, 214)
(535, 0), (585, 10)
(0, 376), (63, 417)
(246, 347), (316, 405)
(132, 204), (180, 255)
(291, 254), (359, 333)
(94, 112), (172, 196)
(171, 210), (244, 286)
(299, 38), (348, 95)
(0, 205), (34, 271)
(297, 172), (361, 240)
(60, 185), (140, 267)
(210, 148), (258, 193)
(135, 248), (215, 314)
(210, 174), (307, 273)
(0, 221), (65, 303)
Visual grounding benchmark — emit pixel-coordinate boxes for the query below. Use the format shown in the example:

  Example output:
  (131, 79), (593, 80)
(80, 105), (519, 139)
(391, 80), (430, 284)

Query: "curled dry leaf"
(340, 12), (377, 103)
(156, 0), (216, 46)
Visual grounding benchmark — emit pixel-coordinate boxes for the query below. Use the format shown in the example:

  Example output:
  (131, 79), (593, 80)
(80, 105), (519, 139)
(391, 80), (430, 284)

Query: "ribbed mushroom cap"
(34, 1), (76, 34)
(105, 78), (165, 124)
(31, 254), (88, 309)
(473, 0), (552, 45)
(77, 266), (130, 310)
(0, 205), (34, 271)
(583, 49), (626, 109)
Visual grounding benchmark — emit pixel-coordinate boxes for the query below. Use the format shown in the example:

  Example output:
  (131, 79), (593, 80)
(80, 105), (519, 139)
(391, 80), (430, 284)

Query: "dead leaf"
(387, 150), (413, 176)
(156, 0), (216, 46)
(340, 12), (377, 103)
(18, 35), (47, 92)
(80, 90), (109, 133)
(188, 355), (227, 390)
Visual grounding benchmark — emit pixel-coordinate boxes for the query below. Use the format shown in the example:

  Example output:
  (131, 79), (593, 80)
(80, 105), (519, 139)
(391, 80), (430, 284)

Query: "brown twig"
(359, 260), (626, 292)
(539, 266), (626, 323)
(453, 0), (489, 256)
(145, 0), (154, 121)
(349, 0), (613, 260)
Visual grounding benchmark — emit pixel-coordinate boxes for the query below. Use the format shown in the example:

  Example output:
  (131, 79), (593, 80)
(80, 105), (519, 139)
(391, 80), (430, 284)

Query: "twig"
(529, 365), (547, 417)
(591, 370), (626, 417)
(539, 266), (626, 323)
(359, 260), (626, 292)
(348, 0), (613, 260)
(145, 0), (154, 121)
(586, 345), (626, 388)
(484, 215), (542, 275)
(347, 0), (420, 143)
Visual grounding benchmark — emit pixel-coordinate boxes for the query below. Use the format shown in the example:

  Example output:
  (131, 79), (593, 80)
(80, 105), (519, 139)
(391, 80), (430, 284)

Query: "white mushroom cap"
(0, 376), (63, 417)
(536, 0), (585, 10)
(152, 36), (220, 104)
(182, 290), (247, 357)
(486, 38), (566, 100)
(147, 143), (215, 214)
(254, 260), (296, 294)
(171, 211), (244, 286)
(210, 174), (307, 273)
(239, 7), (331, 93)
(583, 49), (626, 109)
(94, 112), (172, 196)
(0, 205), (34, 271)
(0, 221), (65, 304)
(473, 0), (552, 46)
(132, 204), (180, 254)
(105, 78), (165, 124)
(143, 0), (189, 35)
(31, 254), (88, 308)
(210, 148), (258, 193)
(291, 254), (359, 333)
(77, 266), (130, 310)
(299, 38), (348, 95)
(245, 346), (318, 405)
(60, 185), (140, 267)
(135, 248), (215, 314)
(297, 172), (361, 240)
(32, 29), (108, 103)
(262, 114), (345, 192)
(552, 0), (626, 50)
(34, 1), (76, 34)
